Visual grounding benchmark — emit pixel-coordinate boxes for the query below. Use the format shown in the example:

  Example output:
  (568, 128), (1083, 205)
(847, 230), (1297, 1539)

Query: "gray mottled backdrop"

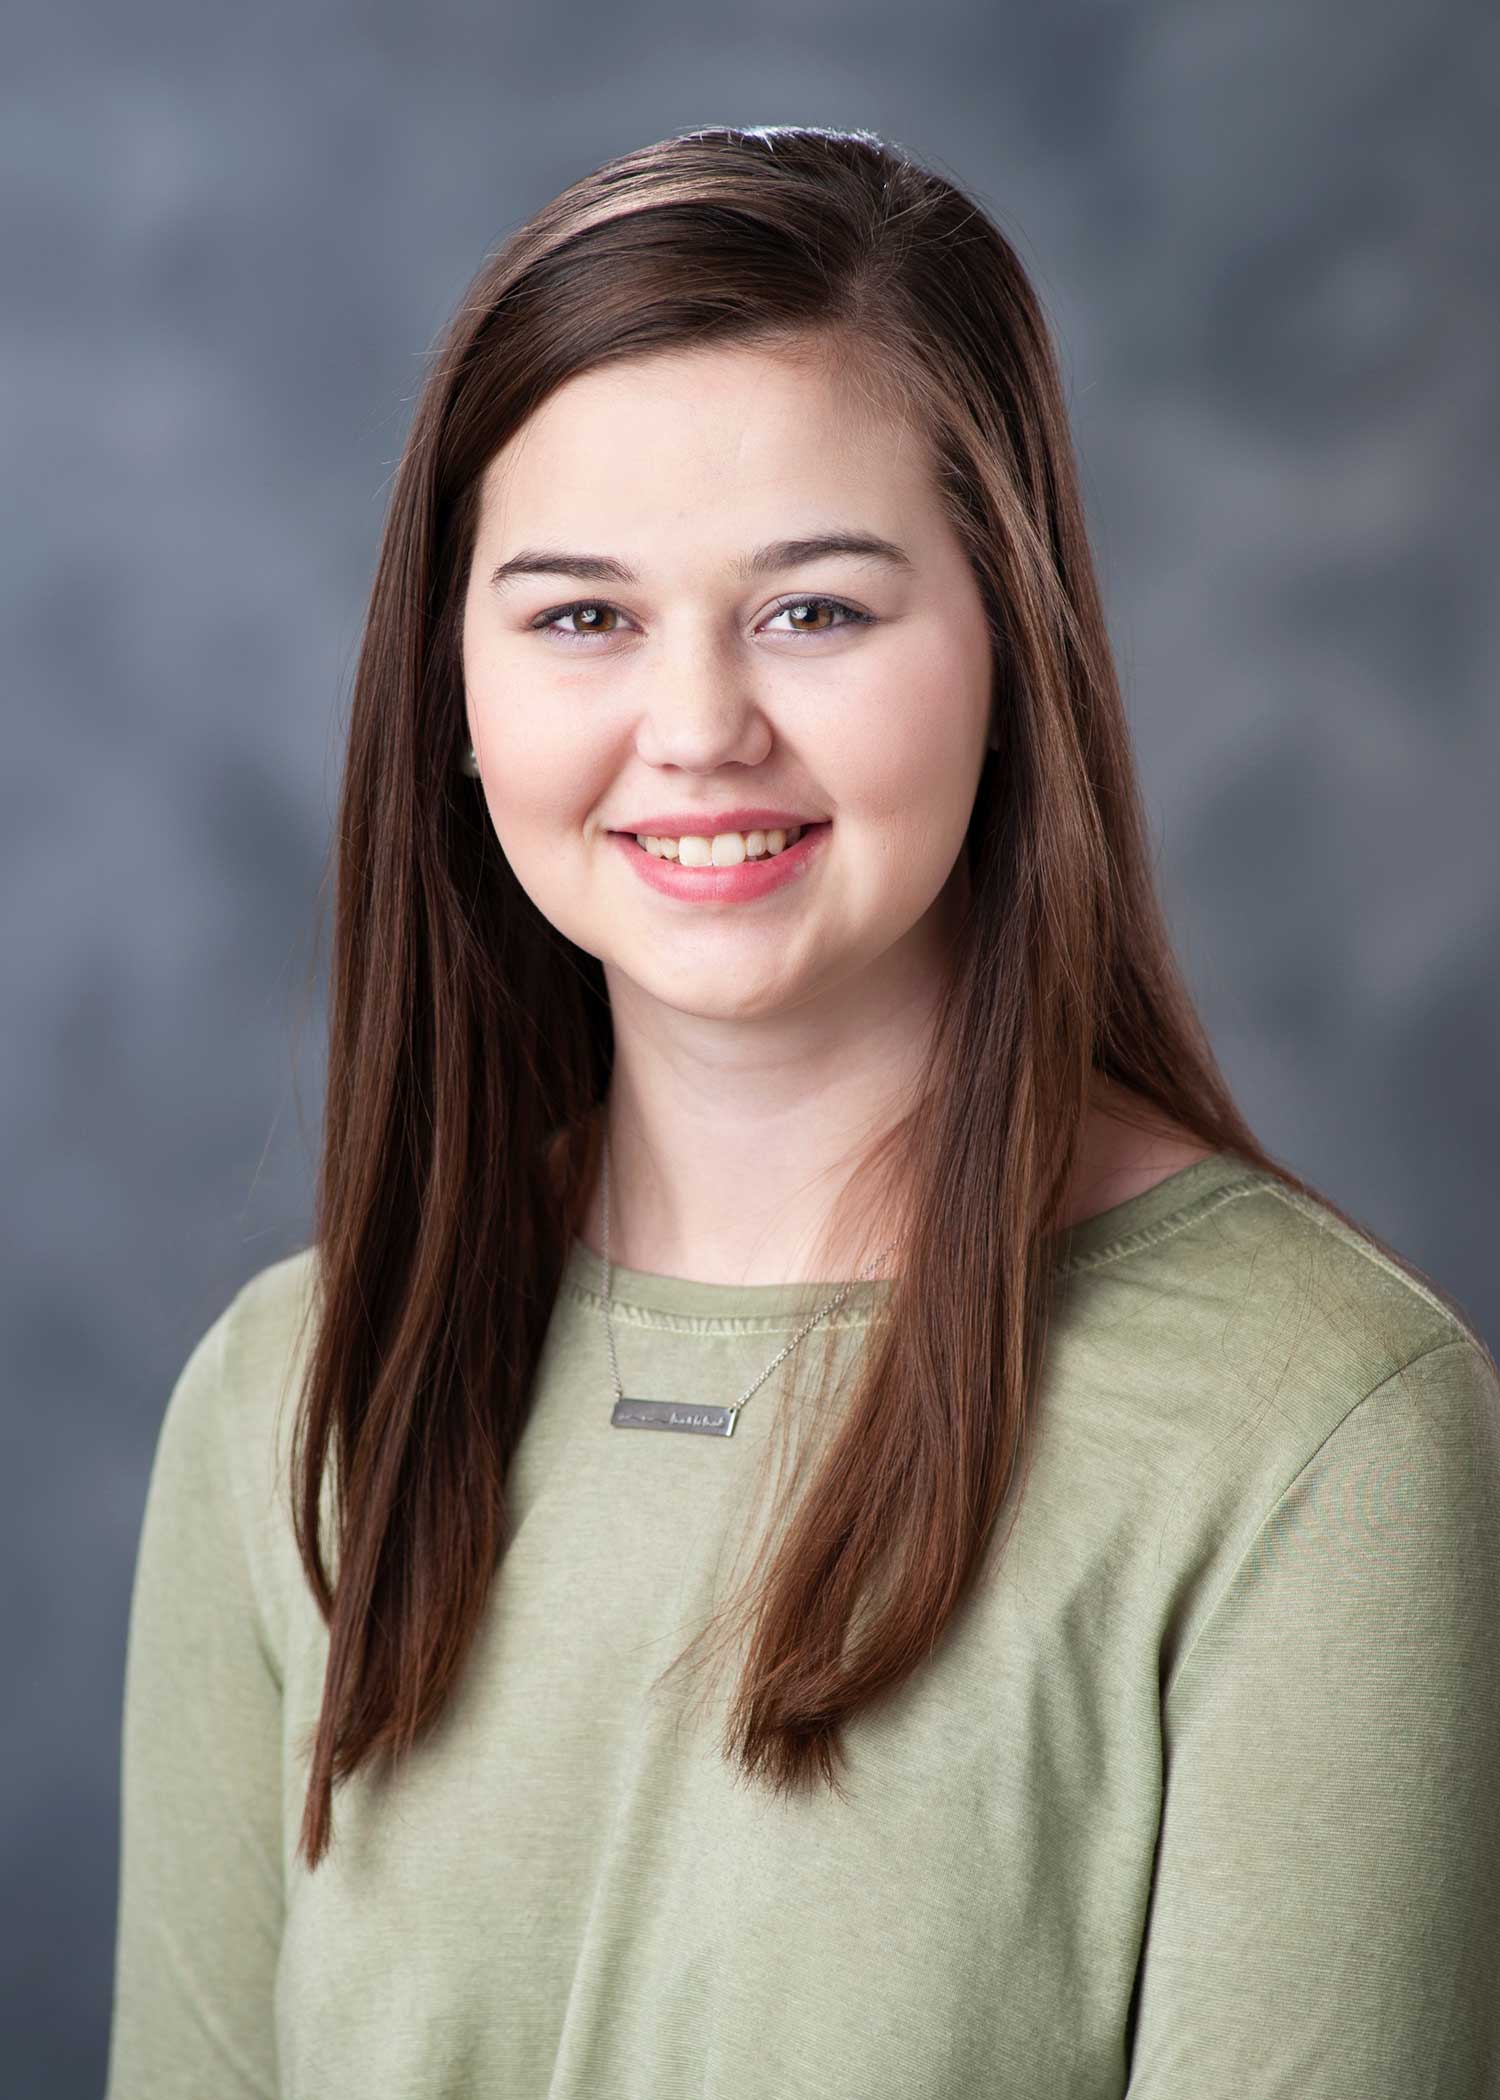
(5, 1), (1496, 2090)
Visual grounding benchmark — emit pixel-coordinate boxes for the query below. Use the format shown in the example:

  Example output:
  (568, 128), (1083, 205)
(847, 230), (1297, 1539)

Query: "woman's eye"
(763, 596), (873, 636)
(532, 601), (631, 642)
(529, 594), (873, 644)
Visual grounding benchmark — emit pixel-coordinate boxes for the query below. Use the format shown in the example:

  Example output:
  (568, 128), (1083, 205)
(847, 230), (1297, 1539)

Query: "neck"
(584, 946), (950, 1290)
(578, 1052), (1210, 1291)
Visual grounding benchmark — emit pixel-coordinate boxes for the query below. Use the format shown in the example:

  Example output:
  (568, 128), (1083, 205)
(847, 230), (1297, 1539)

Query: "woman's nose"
(630, 633), (774, 771)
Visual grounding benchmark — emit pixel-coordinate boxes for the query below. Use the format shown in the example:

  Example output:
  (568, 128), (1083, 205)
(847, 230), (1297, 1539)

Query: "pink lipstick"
(609, 822), (831, 904)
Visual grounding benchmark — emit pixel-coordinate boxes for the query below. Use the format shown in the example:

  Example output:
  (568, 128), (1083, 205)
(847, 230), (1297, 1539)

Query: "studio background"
(5, 3), (1496, 2092)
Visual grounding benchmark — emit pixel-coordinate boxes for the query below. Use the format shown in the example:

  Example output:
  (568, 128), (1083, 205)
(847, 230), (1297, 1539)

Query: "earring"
(460, 745), (481, 777)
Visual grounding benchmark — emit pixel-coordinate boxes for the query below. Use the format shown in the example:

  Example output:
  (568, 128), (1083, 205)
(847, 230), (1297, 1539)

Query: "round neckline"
(560, 1149), (1259, 1323)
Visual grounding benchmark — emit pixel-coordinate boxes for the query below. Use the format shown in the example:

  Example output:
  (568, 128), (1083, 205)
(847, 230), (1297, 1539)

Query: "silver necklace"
(597, 1129), (898, 1437)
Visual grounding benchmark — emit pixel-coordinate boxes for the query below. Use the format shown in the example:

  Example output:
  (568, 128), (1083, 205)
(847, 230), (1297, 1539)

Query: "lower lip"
(608, 824), (831, 903)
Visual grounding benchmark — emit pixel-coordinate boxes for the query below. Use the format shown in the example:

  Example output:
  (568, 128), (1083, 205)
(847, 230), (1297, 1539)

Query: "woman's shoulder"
(1037, 1158), (1499, 1712)
(179, 1245), (321, 1458)
(221, 1242), (322, 1372)
(152, 1247), (321, 1588)
(124, 1249), (322, 1695)
(162, 1242), (316, 1430)
(1059, 1150), (1487, 1385)
(1046, 1151), (1497, 1557)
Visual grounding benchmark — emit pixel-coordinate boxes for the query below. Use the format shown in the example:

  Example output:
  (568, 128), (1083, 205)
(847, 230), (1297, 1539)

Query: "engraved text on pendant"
(611, 1397), (739, 1436)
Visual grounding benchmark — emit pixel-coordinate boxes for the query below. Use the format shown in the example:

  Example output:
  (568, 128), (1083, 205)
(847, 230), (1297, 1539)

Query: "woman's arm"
(105, 1295), (284, 2100)
(1125, 1337), (1500, 2097)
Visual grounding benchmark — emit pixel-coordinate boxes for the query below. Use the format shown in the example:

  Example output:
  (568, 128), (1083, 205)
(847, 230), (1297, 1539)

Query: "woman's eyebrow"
(487, 531), (913, 592)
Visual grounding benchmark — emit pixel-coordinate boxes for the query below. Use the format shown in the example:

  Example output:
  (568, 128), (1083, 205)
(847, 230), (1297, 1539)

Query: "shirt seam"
(561, 1171), (1272, 1333)
(558, 1167), (1477, 1340)
(1058, 1173), (1488, 1357)
(556, 1281), (887, 1337)
(1160, 1335), (1482, 1709)
(1251, 1176), (1482, 1337)
(1051, 1172), (1269, 1279)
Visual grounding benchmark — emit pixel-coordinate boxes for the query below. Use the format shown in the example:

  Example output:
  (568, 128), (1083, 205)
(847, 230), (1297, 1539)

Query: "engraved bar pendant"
(611, 1397), (739, 1436)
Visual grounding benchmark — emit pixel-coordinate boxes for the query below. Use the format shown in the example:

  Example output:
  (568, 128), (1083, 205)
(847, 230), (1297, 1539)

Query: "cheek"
(471, 736), (603, 947)
(482, 733), (583, 829)
(467, 693), (600, 836)
(840, 661), (985, 847)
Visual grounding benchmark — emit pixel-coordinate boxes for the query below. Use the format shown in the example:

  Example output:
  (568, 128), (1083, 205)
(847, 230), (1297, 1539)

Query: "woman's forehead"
(476, 352), (936, 551)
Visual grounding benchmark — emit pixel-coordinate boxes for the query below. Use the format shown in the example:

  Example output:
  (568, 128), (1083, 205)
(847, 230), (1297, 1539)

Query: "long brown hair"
(287, 124), (1484, 1870)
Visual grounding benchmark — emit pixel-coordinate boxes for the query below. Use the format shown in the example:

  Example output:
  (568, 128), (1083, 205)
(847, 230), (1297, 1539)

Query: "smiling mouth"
(624, 821), (827, 866)
(608, 820), (833, 896)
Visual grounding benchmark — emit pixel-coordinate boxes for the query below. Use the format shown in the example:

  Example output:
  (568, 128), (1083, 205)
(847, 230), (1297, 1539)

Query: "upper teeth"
(636, 826), (804, 866)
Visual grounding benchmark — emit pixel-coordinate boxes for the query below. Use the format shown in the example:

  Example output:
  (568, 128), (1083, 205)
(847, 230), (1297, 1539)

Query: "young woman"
(106, 126), (1500, 2098)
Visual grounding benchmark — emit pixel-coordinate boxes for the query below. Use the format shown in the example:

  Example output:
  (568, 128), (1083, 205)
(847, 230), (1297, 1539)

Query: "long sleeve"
(1124, 1337), (1500, 2098)
(105, 1294), (284, 2100)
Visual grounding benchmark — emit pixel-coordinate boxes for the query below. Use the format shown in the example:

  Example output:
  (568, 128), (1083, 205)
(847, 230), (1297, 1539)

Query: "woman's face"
(460, 342), (994, 1027)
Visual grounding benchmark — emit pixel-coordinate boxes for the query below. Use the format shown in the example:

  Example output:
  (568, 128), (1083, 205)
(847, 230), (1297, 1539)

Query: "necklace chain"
(598, 1127), (898, 1419)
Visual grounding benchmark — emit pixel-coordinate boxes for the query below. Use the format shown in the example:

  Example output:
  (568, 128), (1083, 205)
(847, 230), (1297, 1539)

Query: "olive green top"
(105, 1152), (1500, 2097)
